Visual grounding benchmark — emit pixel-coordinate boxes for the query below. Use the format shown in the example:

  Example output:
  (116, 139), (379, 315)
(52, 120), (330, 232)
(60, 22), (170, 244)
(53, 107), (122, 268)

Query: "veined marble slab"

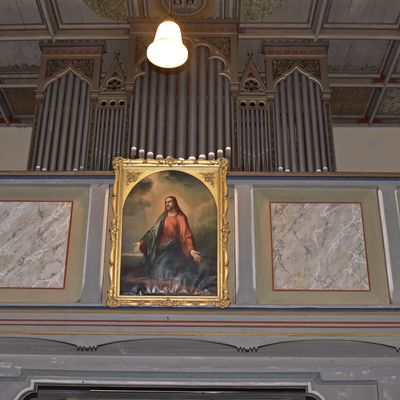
(0, 201), (72, 288)
(270, 202), (370, 291)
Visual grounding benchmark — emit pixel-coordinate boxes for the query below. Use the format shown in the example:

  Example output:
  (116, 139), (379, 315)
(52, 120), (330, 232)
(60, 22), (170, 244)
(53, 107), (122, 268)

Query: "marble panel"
(0, 201), (72, 288)
(271, 202), (369, 291)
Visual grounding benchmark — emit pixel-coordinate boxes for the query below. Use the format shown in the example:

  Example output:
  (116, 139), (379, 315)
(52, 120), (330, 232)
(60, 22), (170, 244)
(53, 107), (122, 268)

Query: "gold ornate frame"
(107, 157), (229, 307)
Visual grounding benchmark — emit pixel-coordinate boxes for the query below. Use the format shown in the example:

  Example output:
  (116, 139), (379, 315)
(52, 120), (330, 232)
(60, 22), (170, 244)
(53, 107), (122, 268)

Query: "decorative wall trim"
(272, 59), (321, 81)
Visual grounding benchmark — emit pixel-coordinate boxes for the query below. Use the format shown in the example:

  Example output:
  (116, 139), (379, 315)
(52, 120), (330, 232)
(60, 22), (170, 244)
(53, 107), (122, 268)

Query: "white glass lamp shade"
(146, 20), (188, 68)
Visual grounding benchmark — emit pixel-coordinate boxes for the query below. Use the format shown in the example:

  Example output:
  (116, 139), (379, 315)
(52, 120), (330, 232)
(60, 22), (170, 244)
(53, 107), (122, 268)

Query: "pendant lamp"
(146, 19), (188, 69)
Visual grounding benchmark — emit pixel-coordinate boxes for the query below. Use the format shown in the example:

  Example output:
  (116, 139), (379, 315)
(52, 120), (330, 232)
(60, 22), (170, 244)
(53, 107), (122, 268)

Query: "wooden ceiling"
(0, 0), (399, 125)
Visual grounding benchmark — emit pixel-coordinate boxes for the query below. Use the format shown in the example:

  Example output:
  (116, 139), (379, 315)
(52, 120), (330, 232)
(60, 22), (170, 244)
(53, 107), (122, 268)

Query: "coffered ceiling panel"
(0, 41), (40, 71)
(326, 0), (400, 25)
(3, 88), (35, 116)
(378, 88), (400, 115)
(54, 0), (126, 24)
(395, 58), (400, 74)
(240, 0), (313, 24)
(331, 87), (372, 116)
(327, 40), (389, 73)
(0, 0), (43, 25)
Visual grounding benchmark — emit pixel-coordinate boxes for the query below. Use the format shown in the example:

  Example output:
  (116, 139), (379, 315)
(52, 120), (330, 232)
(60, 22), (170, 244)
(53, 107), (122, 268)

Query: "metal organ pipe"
(308, 79), (321, 171)
(156, 71), (167, 158)
(56, 73), (74, 170)
(177, 66), (188, 159)
(34, 86), (51, 170)
(42, 80), (59, 170)
(94, 108), (105, 170)
(293, 71), (306, 172)
(147, 67), (158, 157)
(286, 73), (297, 172)
(315, 83), (328, 171)
(166, 71), (177, 157)
(216, 60), (224, 154)
(198, 46), (207, 157)
(72, 82), (90, 171)
(101, 109), (110, 170)
(250, 108), (256, 170)
(79, 92), (91, 170)
(207, 58), (216, 156)
(237, 107), (244, 170)
(139, 62), (150, 152)
(49, 74), (68, 170)
(274, 90), (283, 171)
(224, 72), (231, 149)
(110, 109), (119, 167)
(64, 75), (81, 171)
(300, 73), (314, 172)
(323, 102), (334, 170)
(279, 80), (290, 172)
(245, 108), (251, 170)
(131, 75), (142, 157)
(188, 49), (198, 158)
(266, 105), (272, 171)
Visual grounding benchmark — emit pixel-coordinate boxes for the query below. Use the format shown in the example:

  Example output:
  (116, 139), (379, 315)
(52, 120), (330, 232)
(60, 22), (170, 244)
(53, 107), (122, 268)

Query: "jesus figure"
(133, 196), (211, 295)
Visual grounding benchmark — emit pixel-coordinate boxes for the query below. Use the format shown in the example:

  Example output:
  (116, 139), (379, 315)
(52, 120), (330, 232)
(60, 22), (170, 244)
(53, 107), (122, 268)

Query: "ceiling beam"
(38, 0), (58, 41)
(312, 0), (329, 40)
(239, 26), (400, 40)
(0, 89), (12, 125)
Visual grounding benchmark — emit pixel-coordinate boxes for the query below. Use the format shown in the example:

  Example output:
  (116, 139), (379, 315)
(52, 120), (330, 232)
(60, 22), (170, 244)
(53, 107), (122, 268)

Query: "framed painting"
(107, 157), (230, 307)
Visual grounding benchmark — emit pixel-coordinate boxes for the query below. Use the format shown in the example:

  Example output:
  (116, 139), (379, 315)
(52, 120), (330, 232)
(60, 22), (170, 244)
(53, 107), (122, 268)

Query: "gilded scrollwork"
(126, 172), (142, 185)
(200, 172), (216, 187)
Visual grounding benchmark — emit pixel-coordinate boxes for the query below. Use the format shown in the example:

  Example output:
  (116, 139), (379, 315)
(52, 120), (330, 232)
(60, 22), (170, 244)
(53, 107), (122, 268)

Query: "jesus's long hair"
(164, 196), (184, 215)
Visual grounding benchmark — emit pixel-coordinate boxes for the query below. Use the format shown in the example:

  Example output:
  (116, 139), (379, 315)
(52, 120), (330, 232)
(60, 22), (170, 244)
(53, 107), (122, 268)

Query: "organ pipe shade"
(30, 72), (91, 171)
(147, 20), (188, 68)
(273, 70), (333, 172)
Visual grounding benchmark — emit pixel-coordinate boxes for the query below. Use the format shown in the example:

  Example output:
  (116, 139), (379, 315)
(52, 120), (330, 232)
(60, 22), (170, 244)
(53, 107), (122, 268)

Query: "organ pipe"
(165, 72), (177, 157)
(147, 68), (158, 157)
(49, 75), (66, 170)
(300, 73), (314, 172)
(156, 71), (167, 158)
(286, 73), (297, 172)
(293, 71), (306, 172)
(198, 46), (207, 157)
(207, 59), (216, 154)
(308, 79), (321, 172)
(188, 49), (198, 158)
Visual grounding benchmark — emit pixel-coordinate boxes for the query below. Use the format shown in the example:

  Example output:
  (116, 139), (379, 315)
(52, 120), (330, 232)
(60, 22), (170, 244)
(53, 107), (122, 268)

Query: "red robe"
(140, 214), (194, 256)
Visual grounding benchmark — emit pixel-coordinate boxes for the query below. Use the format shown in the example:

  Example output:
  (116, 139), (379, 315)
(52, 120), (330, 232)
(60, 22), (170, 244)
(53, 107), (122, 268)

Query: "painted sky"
(121, 170), (216, 254)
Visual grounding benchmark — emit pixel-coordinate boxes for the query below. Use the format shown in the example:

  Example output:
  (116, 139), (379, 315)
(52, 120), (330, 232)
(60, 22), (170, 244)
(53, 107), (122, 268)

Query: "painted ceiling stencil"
(328, 63), (380, 74)
(241, 0), (286, 20)
(83, 0), (127, 21)
(378, 88), (400, 115)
